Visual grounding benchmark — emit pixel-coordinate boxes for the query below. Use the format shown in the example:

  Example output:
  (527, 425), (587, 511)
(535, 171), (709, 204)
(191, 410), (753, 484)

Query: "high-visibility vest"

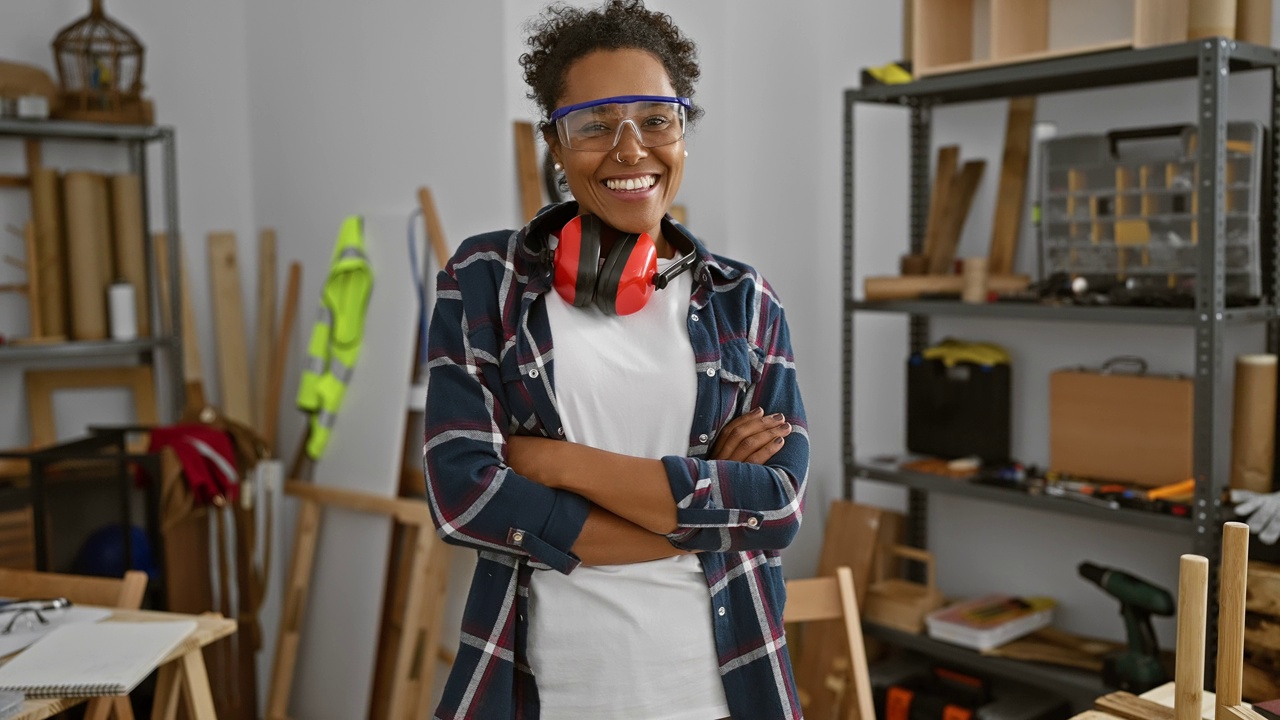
(296, 215), (374, 459)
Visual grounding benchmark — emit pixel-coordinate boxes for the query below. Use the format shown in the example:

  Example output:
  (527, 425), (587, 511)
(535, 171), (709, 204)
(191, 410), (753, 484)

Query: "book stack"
(924, 594), (1055, 652)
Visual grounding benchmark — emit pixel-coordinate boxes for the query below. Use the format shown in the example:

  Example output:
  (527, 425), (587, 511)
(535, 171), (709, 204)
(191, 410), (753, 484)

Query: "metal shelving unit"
(0, 119), (183, 422)
(843, 38), (1280, 698)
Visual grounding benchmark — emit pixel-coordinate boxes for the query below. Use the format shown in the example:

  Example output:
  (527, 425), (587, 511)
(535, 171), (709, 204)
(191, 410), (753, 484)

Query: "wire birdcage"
(51, 0), (149, 124)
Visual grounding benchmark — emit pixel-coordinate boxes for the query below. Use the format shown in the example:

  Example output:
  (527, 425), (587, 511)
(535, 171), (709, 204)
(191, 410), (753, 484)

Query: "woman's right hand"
(709, 408), (792, 464)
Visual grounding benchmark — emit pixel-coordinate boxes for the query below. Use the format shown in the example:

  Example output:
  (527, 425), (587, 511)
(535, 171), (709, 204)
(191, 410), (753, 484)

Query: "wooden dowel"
(1216, 522), (1250, 709)
(1175, 554), (1208, 720)
(417, 187), (451, 270)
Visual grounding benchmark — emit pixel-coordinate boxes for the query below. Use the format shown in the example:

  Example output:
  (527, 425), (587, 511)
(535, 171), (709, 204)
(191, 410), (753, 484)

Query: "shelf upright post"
(1269, 62), (1280, 496)
(907, 100), (933, 554)
(843, 89), (858, 501)
(1194, 37), (1232, 688)
(160, 128), (184, 422)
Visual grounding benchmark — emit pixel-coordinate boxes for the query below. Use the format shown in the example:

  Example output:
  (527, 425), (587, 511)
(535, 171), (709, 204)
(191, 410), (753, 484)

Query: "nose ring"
(616, 151), (623, 163)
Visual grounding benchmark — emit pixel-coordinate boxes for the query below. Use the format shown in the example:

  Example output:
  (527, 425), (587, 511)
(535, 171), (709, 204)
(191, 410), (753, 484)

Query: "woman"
(423, 2), (808, 717)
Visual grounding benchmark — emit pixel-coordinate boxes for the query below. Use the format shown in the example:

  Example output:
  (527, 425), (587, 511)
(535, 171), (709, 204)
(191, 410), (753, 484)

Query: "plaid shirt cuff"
(505, 489), (590, 574)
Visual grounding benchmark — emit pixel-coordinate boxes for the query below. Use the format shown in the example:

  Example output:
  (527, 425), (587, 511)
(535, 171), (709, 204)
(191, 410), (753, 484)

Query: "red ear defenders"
(551, 214), (698, 316)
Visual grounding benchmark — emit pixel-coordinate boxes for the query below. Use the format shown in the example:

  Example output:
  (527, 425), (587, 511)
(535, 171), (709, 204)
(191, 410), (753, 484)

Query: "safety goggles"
(550, 95), (690, 152)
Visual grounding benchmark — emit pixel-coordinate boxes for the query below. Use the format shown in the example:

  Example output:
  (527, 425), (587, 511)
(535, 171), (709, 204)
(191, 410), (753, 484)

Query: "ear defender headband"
(550, 213), (700, 316)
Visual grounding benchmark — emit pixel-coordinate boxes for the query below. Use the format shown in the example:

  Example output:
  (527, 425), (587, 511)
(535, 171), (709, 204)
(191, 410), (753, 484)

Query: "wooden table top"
(5, 607), (235, 720)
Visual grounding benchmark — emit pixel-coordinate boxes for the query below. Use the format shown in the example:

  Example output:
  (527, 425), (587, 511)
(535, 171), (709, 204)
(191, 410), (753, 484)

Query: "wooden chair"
(0, 568), (148, 720)
(785, 566), (877, 720)
(0, 507), (36, 570)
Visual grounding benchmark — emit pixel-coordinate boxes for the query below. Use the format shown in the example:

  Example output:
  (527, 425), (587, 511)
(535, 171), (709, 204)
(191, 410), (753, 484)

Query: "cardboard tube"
(93, 174), (113, 289)
(1237, 0), (1272, 45)
(63, 171), (109, 340)
(1175, 554), (1208, 720)
(30, 167), (66, 338)
(1230, 354), (1276, 493)
(110, 174), (150, 337)
(1188, 0), (1236, 39)
(961, 257), (988, 304)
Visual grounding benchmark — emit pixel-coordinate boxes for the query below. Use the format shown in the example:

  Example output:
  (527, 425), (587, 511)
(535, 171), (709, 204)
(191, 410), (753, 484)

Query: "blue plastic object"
(72, 524), (158, 579)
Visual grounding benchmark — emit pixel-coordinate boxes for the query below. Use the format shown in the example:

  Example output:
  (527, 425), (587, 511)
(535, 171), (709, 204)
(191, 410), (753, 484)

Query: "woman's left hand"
(710, 408), (792, 464)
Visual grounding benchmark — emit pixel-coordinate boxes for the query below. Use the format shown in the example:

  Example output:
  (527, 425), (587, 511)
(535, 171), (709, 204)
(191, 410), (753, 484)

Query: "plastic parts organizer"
(1038, 122), (1264, 297)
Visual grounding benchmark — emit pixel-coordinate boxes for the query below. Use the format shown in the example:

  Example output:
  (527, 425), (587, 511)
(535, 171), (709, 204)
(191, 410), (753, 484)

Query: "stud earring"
(683, 150), (689, 157)
(553, 162), (563, 172)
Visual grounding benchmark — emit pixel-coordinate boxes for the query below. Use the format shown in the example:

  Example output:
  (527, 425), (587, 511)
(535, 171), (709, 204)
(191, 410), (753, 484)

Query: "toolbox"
(907, 340), (1011, 464)
(1049, 356), (1193, 487)
(1038, 121), (1264, 299)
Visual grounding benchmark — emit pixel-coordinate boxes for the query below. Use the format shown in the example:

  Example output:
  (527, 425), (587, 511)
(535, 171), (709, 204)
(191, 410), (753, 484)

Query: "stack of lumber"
(1245, 561), (1280, 701)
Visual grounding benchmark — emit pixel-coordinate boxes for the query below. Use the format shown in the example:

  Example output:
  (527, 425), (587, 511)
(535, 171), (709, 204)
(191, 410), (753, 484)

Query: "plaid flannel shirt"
(423, 204), (809, 719)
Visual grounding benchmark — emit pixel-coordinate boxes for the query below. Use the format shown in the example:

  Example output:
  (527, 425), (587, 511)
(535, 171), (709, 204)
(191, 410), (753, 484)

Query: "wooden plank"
(285, 481), (433, 526)
(253, 229), (278, 434)
(1095, 691), (1176, 720)
(513, 121), (543, 223)
(1247, 562), (1280, 618)
(264, 262), (302, 457)
(988, 97), (1035, 276)
(1219, 522), (1251, 708)
(1177, 555), (1209, 720)
(917, 38), (1132, 77)
(412, 538), (453, 718)
(155, 233), (207, 411)
(266, 499), (322, 720)
(207, 232), (252, 426)
(927, 160), (985, 274)
(836, 566), (876, 720)
(922, 146), (959, 266)
(1220, 706), (1268, 720)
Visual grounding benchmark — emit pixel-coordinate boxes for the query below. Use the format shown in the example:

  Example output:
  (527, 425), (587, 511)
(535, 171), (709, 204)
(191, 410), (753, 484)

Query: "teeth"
(605, 175), (656, 191)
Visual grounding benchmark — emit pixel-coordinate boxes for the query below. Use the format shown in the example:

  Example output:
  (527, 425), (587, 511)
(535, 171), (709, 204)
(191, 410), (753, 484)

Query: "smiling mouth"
(604, 175), (657, 192)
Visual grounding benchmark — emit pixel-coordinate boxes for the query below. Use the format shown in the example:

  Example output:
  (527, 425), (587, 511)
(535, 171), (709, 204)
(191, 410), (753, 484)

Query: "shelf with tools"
(851, 460), (1192, 535)
(844, 36), (1280, 707)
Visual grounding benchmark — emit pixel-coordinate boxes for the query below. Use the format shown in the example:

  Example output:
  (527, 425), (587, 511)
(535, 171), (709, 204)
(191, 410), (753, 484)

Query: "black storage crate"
(906, 355), (1011, 464)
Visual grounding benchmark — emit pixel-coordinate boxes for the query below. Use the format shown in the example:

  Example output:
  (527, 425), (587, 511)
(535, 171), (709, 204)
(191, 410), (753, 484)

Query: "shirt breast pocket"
(716, 338), (759, 416)
(466, 324), (540, 435)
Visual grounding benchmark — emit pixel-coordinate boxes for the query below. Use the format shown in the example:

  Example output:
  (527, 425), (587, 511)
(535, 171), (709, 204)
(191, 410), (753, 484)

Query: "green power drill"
(1078, 561), (1176, 693)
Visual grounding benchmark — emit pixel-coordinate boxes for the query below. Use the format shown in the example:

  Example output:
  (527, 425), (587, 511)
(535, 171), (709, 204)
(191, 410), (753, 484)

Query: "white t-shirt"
(530, 255), (730, 720)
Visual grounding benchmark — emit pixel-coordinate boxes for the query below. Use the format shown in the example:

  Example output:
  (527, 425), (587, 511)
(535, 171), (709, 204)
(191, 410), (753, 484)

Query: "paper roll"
(63, 171), (109, 340)
(110, 174), (150, 337)
(1230, 354), (1277, 493)
(961, 257), (988, 304)
(30, 167), (66, 338)
(1237, 0), (1272, 45)
(1188, 0), (1236, 39)
(108, 283), (137, 341)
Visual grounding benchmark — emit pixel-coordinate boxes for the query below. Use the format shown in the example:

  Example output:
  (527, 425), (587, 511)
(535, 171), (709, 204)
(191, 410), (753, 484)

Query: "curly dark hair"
(520, 0), (704, 131)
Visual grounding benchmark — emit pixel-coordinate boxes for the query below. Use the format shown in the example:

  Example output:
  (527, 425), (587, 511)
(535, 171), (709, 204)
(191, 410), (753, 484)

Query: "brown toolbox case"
(1049, 357), (1193, 487)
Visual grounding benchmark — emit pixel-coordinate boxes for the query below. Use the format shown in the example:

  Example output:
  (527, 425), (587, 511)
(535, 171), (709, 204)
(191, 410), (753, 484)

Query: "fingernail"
(770, 413), (785, 421)
(773, 436), (784, 445)
(753, 407), (765, 416)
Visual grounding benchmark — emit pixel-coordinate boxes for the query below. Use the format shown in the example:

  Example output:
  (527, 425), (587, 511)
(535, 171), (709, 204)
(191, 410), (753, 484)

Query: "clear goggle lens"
(551, 95), (689, 152)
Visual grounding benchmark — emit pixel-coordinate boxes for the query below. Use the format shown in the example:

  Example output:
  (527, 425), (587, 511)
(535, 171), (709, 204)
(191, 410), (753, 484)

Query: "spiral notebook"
(0, 620), (196, 698)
